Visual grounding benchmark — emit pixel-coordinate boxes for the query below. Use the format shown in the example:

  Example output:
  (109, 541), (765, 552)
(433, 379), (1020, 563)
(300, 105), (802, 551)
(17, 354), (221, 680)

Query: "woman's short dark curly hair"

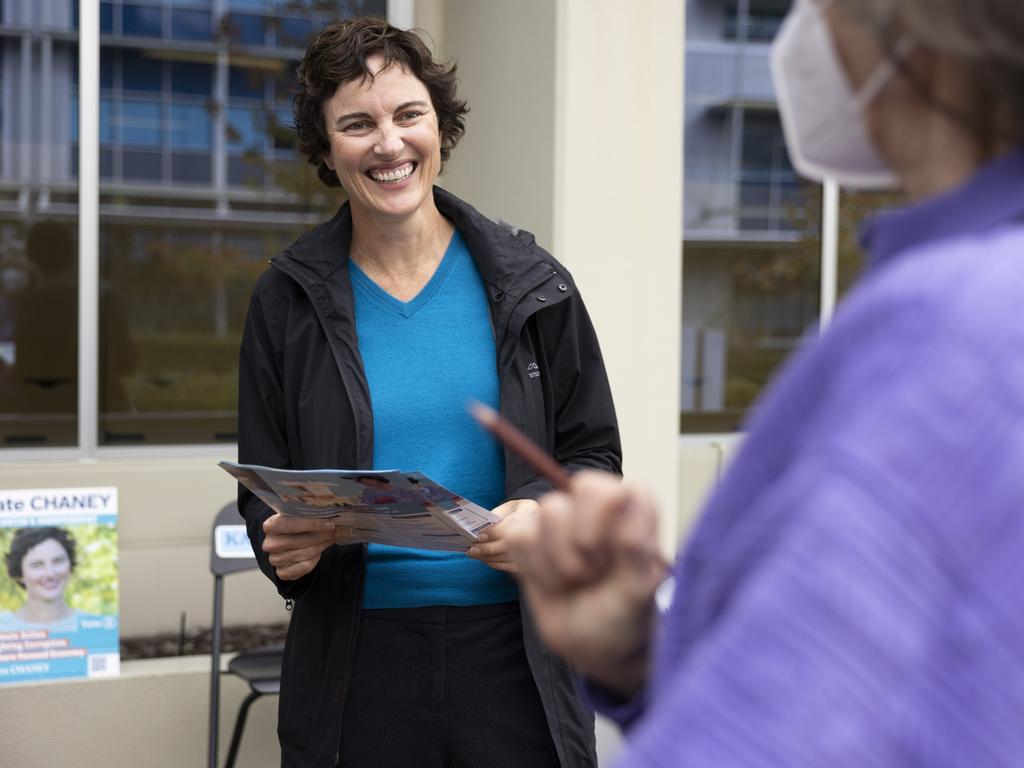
(294, 16), (469, 188)
(5, 527), (77, 586)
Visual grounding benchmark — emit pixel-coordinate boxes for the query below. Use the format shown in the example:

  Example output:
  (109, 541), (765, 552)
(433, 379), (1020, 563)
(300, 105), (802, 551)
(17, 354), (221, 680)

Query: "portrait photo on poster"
(0, 487), (121, 684)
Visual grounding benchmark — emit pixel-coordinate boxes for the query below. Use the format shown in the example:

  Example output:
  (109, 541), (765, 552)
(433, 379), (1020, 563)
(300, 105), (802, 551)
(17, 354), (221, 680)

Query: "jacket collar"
(271, 186), (552, 298)
(859, 145), (1024, 269)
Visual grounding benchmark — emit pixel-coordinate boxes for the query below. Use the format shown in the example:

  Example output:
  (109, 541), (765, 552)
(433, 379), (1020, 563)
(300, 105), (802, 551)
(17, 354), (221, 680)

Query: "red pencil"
(469, 402), (571, 490)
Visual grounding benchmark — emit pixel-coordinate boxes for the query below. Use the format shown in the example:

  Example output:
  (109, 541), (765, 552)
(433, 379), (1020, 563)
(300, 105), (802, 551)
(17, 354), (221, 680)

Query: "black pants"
(337, 602), (561, 768)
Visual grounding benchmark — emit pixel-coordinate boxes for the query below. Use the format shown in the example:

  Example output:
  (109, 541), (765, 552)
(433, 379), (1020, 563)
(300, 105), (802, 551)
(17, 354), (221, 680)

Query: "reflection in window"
(171, 153), (213, 184)
(170, 8), (211, 41)
(226, 13), (266, 46)
(278, 17), (314, 47)
(122, 4), (163, 37)
(0, 8), (81, 446)
(738, 111), (801, 231)
(169, 104), (211, 150)
(1, 0), (384, 449)
(101, 3), (114, 34)
(722, 0), (791, 40)
(682, 0), (820, 433)
(123, 150), (163, 180)
(227, 107), (264, 151)
(123, 101), (163, 146)
(171, 62), (213, 96)
(100, 99), (115, 143)
(681, 236), (820, 433)
(122, 49), (162, 93)
(99, 225), (287, 444)
(835, 190), (905, 299)
(229, 66), (265, 99)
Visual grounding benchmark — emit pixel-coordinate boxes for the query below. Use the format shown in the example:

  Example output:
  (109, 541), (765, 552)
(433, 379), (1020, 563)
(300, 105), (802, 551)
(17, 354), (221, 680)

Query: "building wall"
(432, 0), (558, 250)
(0, 2), (695, 763)
(0, 1), (697, 647)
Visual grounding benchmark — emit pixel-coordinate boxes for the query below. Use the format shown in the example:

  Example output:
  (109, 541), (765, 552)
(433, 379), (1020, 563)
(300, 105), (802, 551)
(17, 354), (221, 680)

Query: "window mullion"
(819, 178), (839, 331)
(79, 0), (101, 456)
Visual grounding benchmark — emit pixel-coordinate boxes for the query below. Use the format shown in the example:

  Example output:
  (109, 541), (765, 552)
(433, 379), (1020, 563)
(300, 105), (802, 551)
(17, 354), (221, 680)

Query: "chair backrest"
(211, 502), (258, 577)
(209, 501), (257, 768)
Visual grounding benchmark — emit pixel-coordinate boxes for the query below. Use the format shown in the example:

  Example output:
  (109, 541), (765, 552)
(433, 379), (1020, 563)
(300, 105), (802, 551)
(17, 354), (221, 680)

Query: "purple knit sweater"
(596, 148), (1024, 767)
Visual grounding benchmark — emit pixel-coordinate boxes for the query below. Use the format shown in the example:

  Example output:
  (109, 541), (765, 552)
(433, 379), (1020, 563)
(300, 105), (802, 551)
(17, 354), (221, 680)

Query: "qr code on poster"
(87, 653), (121, 678)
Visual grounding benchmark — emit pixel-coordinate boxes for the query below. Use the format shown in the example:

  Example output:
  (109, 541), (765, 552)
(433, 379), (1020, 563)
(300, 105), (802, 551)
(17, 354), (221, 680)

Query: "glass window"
(122, 149), (163, 181)
(101, 148), (115, 179)
(274, 62), (299, 105)
(71, 94), (80, 144)
(122, 100), (162, 146)
(100, 99), (115, 144)
(98, 225), (286, 444)
(101, 50), (114, 89)
(227, 155), (265, 187)
(272, 107), (296, 151)
(170, 8), (211, 41)
(171, 61), (213, 96)
(229, 66), (265, 99)
(122, 50), (163, 93)
(122, 4), (164, 37)
(723, 0), (790, 41)
(101, 2), (114, 34)
(681, 0), (820, 433)
(0, 28), (80, 447)
(169, 103), (211, 149)
(82, 0), (378, 448)
(835, 190), (905, 299)
(226, 13), (266, 46)
(171, 152), (213, 183)
(278, 17), (314, 47)
(227, 106), (264, 152)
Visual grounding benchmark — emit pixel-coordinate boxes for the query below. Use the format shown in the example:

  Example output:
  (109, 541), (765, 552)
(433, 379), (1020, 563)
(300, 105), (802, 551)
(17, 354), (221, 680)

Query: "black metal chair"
(208, 502), (284, 768)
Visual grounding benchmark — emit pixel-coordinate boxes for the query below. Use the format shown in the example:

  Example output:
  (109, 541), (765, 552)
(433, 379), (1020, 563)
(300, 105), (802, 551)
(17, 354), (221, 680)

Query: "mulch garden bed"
(120, 622), (289, 660)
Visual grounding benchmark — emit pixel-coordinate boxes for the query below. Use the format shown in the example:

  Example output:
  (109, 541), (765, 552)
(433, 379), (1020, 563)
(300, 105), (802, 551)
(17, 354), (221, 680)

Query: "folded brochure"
(219, 461), (499, 552)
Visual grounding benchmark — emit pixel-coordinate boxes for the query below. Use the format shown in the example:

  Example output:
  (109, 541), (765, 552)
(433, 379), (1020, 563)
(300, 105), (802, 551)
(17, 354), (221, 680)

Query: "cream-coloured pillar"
(553, 0), (684, 551)
(427, 0), (558, 247)
(424, 0), (683, 551)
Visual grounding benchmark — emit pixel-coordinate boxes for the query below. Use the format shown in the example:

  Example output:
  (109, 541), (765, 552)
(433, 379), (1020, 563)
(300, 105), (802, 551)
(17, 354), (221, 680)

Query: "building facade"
(0, 0), (382, 449)
(681, 0), (825, 433)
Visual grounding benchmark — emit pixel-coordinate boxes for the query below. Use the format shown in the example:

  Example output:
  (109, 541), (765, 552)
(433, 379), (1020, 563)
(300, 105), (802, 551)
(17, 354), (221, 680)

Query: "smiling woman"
(0, 527), (81, 631)
(234, 15), (621, 768)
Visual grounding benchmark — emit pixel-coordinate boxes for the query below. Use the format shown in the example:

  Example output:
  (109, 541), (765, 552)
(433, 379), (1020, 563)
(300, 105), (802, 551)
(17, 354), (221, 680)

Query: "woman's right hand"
(262, 514), (354, 581)
(506, 471), (667, 698)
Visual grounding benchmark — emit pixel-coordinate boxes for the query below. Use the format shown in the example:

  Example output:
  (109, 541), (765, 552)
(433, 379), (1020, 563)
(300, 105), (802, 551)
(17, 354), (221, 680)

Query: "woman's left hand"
(466, 498), (540, 573)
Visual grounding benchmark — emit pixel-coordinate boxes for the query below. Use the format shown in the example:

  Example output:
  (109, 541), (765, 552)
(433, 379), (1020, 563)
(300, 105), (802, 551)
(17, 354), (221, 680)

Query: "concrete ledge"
(0, 655), (279, 768)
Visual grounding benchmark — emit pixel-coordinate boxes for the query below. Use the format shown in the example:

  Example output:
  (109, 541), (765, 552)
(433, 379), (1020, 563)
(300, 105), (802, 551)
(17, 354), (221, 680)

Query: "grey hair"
(842, 0), (1024, 144)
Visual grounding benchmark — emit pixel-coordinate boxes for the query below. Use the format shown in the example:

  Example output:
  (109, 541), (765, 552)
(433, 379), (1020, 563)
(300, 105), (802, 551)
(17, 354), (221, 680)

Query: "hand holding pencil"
(470, 401), (668, 697)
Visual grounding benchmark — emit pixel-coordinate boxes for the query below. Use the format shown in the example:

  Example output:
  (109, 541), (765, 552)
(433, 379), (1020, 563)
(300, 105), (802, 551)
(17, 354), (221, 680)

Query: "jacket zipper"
(270, 257), (366, 465)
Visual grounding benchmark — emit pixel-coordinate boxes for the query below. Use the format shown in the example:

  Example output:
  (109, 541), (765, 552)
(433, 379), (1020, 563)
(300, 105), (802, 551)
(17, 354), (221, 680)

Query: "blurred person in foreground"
(502, 0), (1024, 764)
(236, 16), (619, 768)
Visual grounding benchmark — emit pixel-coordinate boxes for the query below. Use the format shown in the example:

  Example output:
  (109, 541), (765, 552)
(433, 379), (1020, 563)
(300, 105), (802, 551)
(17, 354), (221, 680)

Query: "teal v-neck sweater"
(349, 229), (518, 608)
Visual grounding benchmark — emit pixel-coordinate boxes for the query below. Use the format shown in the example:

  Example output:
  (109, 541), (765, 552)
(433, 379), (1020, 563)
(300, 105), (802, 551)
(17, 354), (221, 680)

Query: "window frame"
(3, 0), (411, 461)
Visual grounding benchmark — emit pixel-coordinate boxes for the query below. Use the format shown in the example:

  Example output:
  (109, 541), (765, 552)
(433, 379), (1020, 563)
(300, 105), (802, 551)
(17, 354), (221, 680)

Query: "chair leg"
(224, 691), (262, 768)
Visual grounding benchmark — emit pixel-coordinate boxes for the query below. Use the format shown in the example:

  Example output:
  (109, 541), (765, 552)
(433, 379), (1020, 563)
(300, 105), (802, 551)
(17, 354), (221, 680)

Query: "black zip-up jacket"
(237, 187), (622, 768)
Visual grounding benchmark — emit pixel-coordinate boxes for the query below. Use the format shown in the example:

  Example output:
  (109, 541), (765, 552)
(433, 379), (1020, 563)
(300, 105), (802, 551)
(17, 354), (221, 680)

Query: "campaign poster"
(0, 487), (120, 684)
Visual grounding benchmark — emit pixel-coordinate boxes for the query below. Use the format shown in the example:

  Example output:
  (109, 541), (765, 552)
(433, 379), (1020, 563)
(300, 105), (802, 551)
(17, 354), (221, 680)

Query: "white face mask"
(770, 0), (906, 189)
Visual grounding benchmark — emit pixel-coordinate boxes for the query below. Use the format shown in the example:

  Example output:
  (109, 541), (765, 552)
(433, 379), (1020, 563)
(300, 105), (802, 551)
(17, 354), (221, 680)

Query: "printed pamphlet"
(219, 462), (499, 552)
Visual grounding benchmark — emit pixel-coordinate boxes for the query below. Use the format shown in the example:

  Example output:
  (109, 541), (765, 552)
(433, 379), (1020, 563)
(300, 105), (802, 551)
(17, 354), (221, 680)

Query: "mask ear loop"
(854, 37), (917, 111)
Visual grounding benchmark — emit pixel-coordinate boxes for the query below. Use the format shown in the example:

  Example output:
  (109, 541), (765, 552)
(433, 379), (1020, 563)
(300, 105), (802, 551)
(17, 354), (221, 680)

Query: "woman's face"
(321, 53), (442, 224)
(19, 538), (71, 604)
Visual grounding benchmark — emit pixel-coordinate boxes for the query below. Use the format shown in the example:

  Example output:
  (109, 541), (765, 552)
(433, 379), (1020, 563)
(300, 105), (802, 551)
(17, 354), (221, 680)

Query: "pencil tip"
(467, 400), (497, 425)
